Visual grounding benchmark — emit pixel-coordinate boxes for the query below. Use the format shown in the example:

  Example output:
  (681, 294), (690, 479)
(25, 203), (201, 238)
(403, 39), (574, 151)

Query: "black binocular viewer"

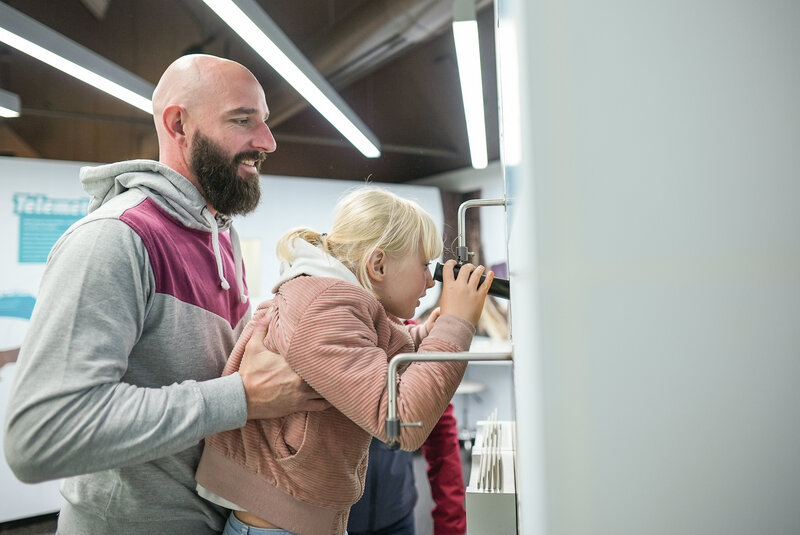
(432, 262), (510, 300)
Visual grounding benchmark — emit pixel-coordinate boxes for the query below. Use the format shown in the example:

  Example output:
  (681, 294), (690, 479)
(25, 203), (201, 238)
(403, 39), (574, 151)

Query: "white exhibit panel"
(235, 175), (443, 314)
(497, 1), (800, 534)
(0, 157), (90, 521)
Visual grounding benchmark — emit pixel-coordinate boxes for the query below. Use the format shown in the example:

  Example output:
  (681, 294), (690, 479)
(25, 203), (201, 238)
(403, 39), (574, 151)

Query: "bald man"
(4, 55), (328, 534)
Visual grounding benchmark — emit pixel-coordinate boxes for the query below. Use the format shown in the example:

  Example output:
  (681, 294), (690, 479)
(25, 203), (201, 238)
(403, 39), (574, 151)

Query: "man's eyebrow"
(226, 107), (258, 116)
(225, 107), (269, 121)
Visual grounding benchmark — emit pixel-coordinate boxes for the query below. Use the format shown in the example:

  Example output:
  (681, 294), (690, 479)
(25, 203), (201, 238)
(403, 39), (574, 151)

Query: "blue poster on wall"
(0, 294), (35, 320)
(13, 193), (88, 263)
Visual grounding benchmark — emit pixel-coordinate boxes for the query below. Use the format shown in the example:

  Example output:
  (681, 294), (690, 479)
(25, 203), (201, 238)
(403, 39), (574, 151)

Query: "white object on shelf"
(466, 411), (517, 534)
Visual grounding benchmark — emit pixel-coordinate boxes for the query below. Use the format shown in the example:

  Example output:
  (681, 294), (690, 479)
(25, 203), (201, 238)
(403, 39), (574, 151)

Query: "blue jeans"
(222, 512), (295, 535)
(348, 510), (415, 535)
(222, 512), (350, 535)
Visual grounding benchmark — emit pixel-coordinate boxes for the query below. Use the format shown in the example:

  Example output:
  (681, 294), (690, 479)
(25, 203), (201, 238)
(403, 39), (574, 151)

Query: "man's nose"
(254, 122), (277, 153)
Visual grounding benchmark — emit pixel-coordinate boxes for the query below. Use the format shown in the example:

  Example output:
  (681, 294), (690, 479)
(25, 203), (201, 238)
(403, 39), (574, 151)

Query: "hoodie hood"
(80, 159), (219, 228)
(272, 239), (360, 293)
(79, 159), (247, 303)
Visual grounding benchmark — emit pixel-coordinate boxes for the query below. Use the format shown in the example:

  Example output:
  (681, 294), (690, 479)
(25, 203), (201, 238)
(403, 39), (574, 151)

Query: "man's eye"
(235, 118), (249, 125)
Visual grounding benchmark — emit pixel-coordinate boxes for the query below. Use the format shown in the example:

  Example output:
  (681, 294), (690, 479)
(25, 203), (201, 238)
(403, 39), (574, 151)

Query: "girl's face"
(375, 246), (435, 319)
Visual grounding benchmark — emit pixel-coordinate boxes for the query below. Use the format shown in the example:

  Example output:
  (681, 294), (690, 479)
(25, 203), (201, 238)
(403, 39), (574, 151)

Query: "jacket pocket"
(271, 411), (318, 470)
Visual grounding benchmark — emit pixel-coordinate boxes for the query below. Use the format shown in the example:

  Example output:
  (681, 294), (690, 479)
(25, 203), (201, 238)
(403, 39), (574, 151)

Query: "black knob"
(433, 262), (510, 300)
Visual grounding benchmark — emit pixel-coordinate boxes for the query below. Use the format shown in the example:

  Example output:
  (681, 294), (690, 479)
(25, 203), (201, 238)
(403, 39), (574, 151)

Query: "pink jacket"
(196, 275), (474, 535)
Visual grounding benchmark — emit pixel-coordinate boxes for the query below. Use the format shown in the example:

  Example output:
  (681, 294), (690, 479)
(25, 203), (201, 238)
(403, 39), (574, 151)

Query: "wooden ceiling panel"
(0, 0), (499, 183)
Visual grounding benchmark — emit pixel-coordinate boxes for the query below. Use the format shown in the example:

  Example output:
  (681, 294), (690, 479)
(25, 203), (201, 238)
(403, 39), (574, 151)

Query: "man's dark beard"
(190, 132), (263, 216)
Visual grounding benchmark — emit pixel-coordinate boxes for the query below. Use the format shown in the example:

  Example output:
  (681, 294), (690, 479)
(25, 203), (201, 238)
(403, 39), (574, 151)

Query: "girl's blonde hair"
(276, 187), (443, 292)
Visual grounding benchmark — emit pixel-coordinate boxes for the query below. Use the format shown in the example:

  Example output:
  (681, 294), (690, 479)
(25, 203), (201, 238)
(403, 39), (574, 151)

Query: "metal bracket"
(385, 351), (513, 449)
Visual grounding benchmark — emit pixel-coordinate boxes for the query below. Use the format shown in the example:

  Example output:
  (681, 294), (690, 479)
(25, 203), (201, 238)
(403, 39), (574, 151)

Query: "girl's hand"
(438, 259), (494, 326)
(424, 307), (441, 333)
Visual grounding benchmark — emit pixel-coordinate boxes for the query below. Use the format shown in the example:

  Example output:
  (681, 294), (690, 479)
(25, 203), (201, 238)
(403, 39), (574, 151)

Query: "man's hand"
(238, 317), (331, 420)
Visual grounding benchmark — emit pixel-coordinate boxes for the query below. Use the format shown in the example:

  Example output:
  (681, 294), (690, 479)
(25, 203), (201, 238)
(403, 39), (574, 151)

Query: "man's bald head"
(149, 54), (273, 199)
(152, 54), (263, 140)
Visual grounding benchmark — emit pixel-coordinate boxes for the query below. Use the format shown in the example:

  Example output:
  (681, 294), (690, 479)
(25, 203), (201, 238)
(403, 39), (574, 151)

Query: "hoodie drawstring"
(202, 209), (248, 303)
(229, 224), (248, 303)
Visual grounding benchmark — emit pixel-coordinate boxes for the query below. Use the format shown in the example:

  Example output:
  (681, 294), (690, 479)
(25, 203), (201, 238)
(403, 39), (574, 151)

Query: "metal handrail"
(456, 198), (506, 261)
(385, 351), (513, 449)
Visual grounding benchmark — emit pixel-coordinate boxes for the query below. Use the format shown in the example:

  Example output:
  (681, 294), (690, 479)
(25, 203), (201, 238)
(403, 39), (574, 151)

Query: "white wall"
(412, 161), (508, 269)
(0, 157), (89, 522)
(235, 176), (443, 312)
(499, 1), (800, 534)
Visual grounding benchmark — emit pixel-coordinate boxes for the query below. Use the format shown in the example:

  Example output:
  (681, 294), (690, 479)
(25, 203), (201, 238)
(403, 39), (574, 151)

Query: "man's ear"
(366, 248), (387, 282)
(162, 105), (188, 146)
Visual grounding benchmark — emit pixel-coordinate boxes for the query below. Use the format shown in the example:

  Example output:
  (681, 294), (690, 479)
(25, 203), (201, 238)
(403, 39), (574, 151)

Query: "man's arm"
(3, 219), (325, 483)
(422, 403), (467, 535)
(3, 220), (246, 482)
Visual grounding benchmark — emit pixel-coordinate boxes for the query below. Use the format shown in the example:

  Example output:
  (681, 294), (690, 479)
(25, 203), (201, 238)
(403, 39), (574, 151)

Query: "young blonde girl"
(196, 187), (492, 535)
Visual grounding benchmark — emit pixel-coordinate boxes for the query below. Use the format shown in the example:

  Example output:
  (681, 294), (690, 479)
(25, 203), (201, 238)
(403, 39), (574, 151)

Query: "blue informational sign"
(13, 193), (88, 263)
(0, 294), (35, 320)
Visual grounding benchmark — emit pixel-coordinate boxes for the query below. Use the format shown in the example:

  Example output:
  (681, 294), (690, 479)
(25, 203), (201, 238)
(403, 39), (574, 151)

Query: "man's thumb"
(246, 314), (270, 349)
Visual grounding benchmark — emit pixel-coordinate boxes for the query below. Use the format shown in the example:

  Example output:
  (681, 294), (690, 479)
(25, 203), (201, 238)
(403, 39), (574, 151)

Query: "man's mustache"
(235, 151), (267, 172)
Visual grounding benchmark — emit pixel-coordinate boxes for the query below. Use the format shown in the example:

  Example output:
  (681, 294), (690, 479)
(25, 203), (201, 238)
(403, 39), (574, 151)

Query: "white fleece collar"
(272, 239), (360, 293)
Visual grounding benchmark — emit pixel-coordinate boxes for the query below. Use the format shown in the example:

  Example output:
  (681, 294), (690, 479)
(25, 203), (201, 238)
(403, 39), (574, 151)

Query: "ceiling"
(0, 0), (499, 183)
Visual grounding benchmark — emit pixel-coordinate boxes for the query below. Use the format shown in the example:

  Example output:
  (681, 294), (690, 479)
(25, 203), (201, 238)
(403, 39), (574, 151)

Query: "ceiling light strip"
(202, 0), (381, 158)
(0, 88), (21, 118)
(453, 0), (488, 169)
(0, 3), (154, 114)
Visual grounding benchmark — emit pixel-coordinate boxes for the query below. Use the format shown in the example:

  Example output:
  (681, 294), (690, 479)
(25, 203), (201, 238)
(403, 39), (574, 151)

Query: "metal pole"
(385, 351), (513, 448)
(456, 198), (506, 261)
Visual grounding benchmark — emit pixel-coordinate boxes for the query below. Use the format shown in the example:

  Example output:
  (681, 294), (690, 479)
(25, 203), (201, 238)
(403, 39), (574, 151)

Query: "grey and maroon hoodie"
(4, 160), (251, 534)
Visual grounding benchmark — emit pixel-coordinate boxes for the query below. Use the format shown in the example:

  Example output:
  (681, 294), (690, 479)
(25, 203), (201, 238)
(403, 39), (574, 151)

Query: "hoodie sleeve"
(282, 281), (474, 452)
(3, 217), (247, 484)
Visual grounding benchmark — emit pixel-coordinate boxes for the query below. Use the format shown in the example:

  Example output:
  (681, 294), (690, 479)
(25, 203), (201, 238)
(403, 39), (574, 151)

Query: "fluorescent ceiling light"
(0, 2), (154, 114)
(0, 88), (21, 118)
(453, 0), (488, 169)
(202, 0), (381, 158)
(496, 20), (522, 167)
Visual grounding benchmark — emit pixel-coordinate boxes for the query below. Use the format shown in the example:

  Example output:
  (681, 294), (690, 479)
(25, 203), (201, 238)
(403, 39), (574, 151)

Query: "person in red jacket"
(423, 403), (467, 535)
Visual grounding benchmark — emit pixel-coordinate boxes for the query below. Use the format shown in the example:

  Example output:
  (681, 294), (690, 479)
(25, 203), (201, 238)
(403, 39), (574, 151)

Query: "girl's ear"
(367, 248), (387, 282)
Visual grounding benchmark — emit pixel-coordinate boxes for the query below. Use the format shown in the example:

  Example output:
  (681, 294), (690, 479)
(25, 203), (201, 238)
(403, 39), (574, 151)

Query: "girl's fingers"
(479, 270), (495, 295)
(455, 262), (474, 281)
(469, 265), (486, 288)
(443, 259), (458, 282)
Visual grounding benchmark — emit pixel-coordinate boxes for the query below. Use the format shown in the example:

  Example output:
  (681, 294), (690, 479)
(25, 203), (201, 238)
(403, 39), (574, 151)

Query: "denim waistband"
(223, 512), (295, 535)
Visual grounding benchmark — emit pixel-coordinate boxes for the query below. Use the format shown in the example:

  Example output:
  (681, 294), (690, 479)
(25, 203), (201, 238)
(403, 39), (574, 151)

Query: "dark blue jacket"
(347, 438), (418, 532)
(347, 403), (466, 535)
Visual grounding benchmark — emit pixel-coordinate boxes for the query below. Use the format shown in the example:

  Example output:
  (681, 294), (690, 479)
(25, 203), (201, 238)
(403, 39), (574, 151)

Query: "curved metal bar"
(456, 198), (506, 261)
(385, 351), (513, 449)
